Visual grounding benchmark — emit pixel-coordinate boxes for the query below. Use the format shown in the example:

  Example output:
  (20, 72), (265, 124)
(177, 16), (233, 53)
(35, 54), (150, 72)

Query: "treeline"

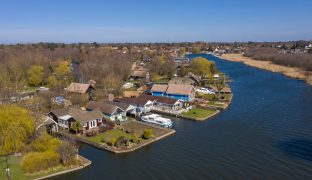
(0, 44), (137, 97)
(244, 47), (312, 71)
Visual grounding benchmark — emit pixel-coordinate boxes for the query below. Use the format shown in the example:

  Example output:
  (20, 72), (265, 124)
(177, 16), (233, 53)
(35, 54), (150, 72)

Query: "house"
(114, 95), (155, 115)
(103, 100), (136, 118)
(86, 101), (126, 122)
(123, 91), (139, 98)
(169, 77), (195, 86)
(48, 108), (104, 133)
(151, 84), (195, 102)
(187, 72), (202, 85)
(142, 94), (184, 111)
(129, 68), (149, 81)
(65, 82), (94, 94)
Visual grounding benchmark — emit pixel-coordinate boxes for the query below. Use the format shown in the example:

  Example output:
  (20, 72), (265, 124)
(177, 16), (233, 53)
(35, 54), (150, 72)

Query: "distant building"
(65, 82), (94, 94)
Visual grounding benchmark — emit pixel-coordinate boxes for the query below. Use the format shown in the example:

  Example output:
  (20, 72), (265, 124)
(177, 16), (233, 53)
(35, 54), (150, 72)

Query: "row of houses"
(48, 93), (190, 134)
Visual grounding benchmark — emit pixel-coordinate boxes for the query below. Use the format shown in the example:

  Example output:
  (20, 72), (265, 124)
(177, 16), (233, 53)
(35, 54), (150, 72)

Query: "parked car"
(196, 88), (215, 94)
(122, 82), (134, 89)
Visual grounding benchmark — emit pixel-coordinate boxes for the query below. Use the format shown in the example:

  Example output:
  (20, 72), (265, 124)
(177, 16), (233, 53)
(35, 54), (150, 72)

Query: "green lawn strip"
(87, 129), (134, 144)
(1, 155), (82, 180)
(0, 156), (28, 180)
(182, 108), (217, 120)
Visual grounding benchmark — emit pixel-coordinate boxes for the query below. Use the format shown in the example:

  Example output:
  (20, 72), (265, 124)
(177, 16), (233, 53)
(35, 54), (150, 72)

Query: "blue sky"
(0, 0), (311, 43)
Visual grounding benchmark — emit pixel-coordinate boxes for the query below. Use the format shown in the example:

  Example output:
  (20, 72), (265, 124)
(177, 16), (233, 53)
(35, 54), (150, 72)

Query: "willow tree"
(0, 105), (34, 175)
(190, 57), (216, 77)
(27, 65), (44, 86)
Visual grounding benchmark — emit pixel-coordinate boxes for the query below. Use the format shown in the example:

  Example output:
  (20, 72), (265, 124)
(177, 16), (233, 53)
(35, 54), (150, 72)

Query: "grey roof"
(86, 101), (124, 115)
(72, 110), (104, 123)
(102, 100), (132, 111)
(50, 108), (104, 123)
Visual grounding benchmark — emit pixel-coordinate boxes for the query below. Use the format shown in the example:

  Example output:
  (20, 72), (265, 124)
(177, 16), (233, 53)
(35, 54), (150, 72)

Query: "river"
(50, 54), (312, 179)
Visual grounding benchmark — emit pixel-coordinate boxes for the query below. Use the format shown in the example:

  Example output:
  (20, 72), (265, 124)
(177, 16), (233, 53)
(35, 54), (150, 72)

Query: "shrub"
(108, 138), (116, 147)
(57, 140), (77, 165)
(143, 129), (153, 139)
(86, 130), (97, 137)
(131, 133), (140, 144)
(30, 134), (60, 152)
(21, 150), (60, 173)
(115, 136), (129, 148)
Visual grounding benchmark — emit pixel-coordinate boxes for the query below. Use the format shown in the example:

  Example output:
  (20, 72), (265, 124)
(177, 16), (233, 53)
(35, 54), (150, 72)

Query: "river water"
(51, 54), (312, 179)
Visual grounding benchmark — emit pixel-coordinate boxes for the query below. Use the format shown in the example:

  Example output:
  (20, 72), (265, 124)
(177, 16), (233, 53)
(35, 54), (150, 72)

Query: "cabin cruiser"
(141, 114), (173, 128)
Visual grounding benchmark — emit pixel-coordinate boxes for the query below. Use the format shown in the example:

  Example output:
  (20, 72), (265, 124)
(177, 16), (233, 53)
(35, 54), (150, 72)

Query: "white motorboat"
(141, 114), (173, 128)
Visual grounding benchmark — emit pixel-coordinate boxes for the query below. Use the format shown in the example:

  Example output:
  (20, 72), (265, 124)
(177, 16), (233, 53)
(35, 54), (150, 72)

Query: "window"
(89, 120), (97, 128)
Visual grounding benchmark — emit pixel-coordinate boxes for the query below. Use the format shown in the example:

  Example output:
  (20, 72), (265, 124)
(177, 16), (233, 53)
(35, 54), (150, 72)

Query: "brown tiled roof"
(130, 70), (147, 77)
(86, 101), (122, 115)
(151, 84), (168, 92)
(123, 91), (139, 98)
(166, 84), (194, 95)
(65, 83), (93, 94)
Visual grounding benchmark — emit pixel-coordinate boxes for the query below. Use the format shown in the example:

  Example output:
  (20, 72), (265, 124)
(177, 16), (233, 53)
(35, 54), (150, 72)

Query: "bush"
(30, 134), (60, 152)
(21, 150), (60, 173)
(143, 129), (153, 139)
(115, 136), (129, 148)
(108, 138), (116, 147)
(85, 130), (97, 137)
(131, 133), (140, 144)
(57, 141), (77, 165)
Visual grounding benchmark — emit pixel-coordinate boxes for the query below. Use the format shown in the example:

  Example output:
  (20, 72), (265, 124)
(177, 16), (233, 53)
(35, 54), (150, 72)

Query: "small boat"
(141, 114), (173, 128)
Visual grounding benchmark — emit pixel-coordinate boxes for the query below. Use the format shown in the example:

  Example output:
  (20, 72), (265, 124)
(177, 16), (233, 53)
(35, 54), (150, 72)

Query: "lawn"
(181, 108), (217, 121)
(87, 129), (134, 144)
(0, 156), (28, 180)
(0, 155), (83, 180)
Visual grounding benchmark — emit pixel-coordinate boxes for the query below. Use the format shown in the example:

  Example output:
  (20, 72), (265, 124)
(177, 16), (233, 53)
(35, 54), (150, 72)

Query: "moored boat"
(140, 114), (173, 128)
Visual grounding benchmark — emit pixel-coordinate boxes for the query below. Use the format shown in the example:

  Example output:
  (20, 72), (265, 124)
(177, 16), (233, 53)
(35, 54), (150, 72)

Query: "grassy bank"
(221, 54), (312, 86)
(181, 108), (218, 121)
(0, 155), (89, 180)
(87, 129), (135, 144)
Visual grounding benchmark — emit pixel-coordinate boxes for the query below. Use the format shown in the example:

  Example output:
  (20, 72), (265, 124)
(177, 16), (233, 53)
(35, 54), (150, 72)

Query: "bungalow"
(144, 95), (184, 111)
(48, 108), (104, 133)
(86, 101), (125, 122)
(114, 95), (155, 115)
(103, 100), (136, 118)
(151, 84), (195, 102)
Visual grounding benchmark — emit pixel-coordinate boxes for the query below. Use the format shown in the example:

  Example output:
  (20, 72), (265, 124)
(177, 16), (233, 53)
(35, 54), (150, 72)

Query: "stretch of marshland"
(50, 54), (312, 179)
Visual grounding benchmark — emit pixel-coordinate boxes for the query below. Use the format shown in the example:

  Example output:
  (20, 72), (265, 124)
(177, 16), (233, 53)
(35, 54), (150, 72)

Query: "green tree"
(27, 65), (44, 86)
(190, 57), (216, 76)
(179, 47), (186, 57)
(55, 61), (70, 79)
(0, 105), (34, 177)
(71, 121), (82, 134)
(191, 47), (201, 54)
(47, 75), (59, 89)
(143, 128), (153, 139)
(30, 134), (60, 152)
(0, 105), (34, 155)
